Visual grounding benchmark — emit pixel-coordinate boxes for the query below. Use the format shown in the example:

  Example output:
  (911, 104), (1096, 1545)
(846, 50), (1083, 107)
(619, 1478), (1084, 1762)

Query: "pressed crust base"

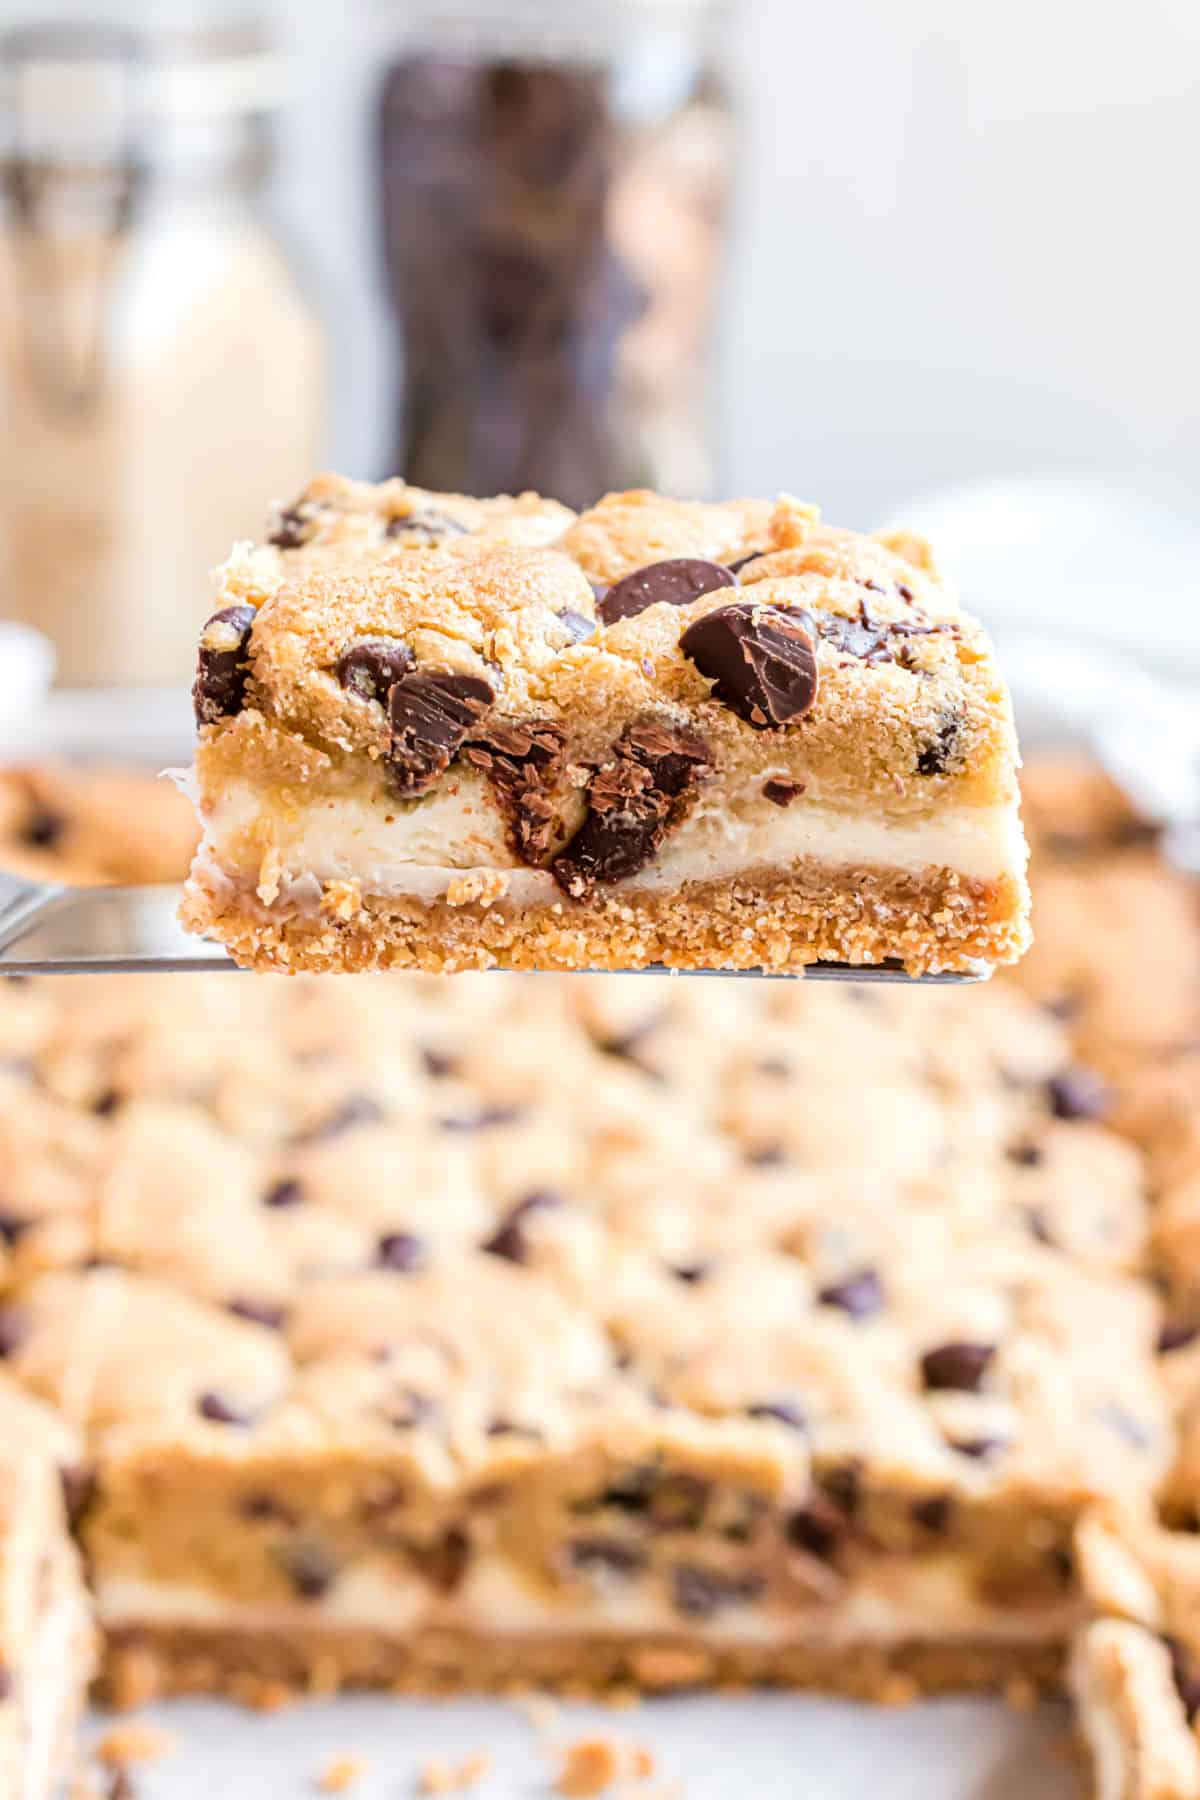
(101, 1625), (1064, 1710)
(181, 860), (1031, 977)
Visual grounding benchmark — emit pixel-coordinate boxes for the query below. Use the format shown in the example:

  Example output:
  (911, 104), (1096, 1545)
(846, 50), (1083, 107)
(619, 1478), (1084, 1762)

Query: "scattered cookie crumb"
(94, 1723), (178, 1769)
(318, 1754), (366, 1792)
(416, 1751), (492, 1794)
(556, 1735), (656, 1797)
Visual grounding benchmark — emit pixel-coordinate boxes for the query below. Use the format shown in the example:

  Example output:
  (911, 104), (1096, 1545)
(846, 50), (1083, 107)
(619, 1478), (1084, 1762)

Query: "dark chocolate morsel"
(680, 601), (818, 729)
(746, 1399), (807, 1432)
(786, 1500), (842, 1561)
(552, 721), (711, 895)
(336, 636), (415, 706)
(280, 1542), (337, 1600)
(670, 1563), (762, 1619)
(919, 1342), (995, 1393)
(1159, 1320), (1200, 1355)
(1048, 1066), (1111, 1122)
(196, 1390), (255, 1427)
(464, 719), (567, 865)
(916, 711), (964, 776)
(376, 1231), (428, 1272)
(568, 1537), (646, 1578)
(425, 1527), (470, 1593)
(1167, 1638), (1200, 1721)
(291, 1094), (385, 1145)
(817, 1268), (885, 1321)
(384, 507), (469, 543)
(481, 1190), (563, 1264)
(912, 1493), (953, 1534)
(262, 1178), (304, 1209)
(388, 670), (495, 796)
(227, 1298), (288, 1331)
(22, 808), (64, 848)
(946, 1435), (1006, 1460)
(762, 778), (805, 807)
(557, 608), (596, 643)
(597, 558), (736, 626)
(268, 503), (318, 550)
(0, 1211), (30, 1247)
(193, 604), (256, 727)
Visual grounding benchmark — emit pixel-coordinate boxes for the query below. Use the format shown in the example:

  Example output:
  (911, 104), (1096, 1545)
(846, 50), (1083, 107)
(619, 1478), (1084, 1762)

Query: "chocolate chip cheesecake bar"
(0, 953), (1166, 1706)
(180, 476), (1031, 975)
(0, 1377), (94, 1800)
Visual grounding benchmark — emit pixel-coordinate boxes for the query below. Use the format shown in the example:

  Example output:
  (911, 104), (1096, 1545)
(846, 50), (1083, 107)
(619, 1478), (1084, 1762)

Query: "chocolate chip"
(196, 1391), (255, 1427)
(1167, 1637), (1200, 1721)
(946, 1435), (1006, 1461)
(425, 1527), (470, 1593)
(388, 670), (495, 796)
(384, 507), (468, 542)
(670, 1564), (761, 1619)
(916, 712), (963, 777)
(92, 1088), (121, 1117)
(193, 604), (256, 726)
(1159, 1320), (1200, 1355)
(486, 1416), (543, 1440)
(648, 1473), (710, 1530)
(680, 601), (818, 729)
(912, 1493), (953, 1533)
(22, 807), (65, 848)
(60, 1464), (96, 1528)
(228, 1298), (287, 1331)
(762, 778), (805, 807)
(292, 1094), (385, 1144)
(745, 1143), (788, 1168)
(376, 1231), (428, 1272)
(0, 1305), (27, 1358)
(597, 1469), (654, 1515)
(557, 608), (596, 643)
(818, 1268), (884, 1321)
(670, 1260), (713, 1286)
(1006, 1141), (1043, 1167)
(482, 1190), (562, 1264)
(279, 1542), (337, 1600)
(786, 1499), (842, 1561)
(387, 1388), (440, 1430)
(262, 1178), (304, 1209)
(920, 1342), (995, 1393)
(240, 1492), (299, 1525)
(597, 558), (736, 626)
(0, 1210), (30, 1247)
(568, 1537), (645, 1578)
(440, 1103), (525, 1134)
(421, 1048), (456, 1079)
(336, 636), (415, 706)
(464, 719), (567, 865)
(819, 1462), (862, 1518)
(268, 502), (317, 549)
(1048, 1066), (1111, 1122)
(552, 721), (711, 895)
(746, 1399), (807, 1432)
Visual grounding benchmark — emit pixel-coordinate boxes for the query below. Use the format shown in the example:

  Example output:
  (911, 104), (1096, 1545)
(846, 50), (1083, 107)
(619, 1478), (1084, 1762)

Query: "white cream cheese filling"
(196, 769), (1026, 907)
(95, 1550), (1073, 1650)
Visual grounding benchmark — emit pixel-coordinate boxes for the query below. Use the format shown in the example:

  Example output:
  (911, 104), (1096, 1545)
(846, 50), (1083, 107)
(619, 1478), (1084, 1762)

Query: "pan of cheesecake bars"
(0, 616), (1197, 1800)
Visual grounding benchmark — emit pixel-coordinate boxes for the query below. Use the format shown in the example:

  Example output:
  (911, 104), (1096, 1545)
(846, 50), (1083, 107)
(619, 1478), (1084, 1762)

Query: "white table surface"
(80, 1690), (1083, 1798)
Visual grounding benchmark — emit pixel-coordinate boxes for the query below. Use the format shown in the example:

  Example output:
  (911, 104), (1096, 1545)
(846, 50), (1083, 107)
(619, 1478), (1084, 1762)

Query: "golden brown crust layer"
(101, 1624), (1064, 1709)
(181, 859), (1030, 977)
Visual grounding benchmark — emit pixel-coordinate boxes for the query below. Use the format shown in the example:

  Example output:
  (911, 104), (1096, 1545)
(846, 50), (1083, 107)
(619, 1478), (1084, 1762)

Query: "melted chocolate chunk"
(193, 604), (256, 727)
(384, 507), (469, 542)
(22, 808), (64, 848)
(92, 1088), (121, 1117)
(196, 1391), (255, 1427)
(746, 1399), (807, 1432)
(597, 558), (736, 626)
(568, 1537), (646, 1578)
(376, 1231), (428, 1272)
(680, 602), (818, 729)
(817, 1268), (884, 1320)
(1006, 1141), (1043, 1167)
(1048, 1066), (1111, 1122)
(920, 1342), (995, 1393)
(557, 608), (596, 644)
(388, 670), (495, 796)
(552, 721), (711, 895)
(915, 711), (964, 776)
(421, 1047), (457, 1079)
(912, 1493), (953, 1534)
(280, 1542), (337, 1600)
(227, 1298), (287, 1331)
(481, 1190), (563, 1264)
(0, 1305), (27, 1358)
(262, 1178), (304, 1209)
(1159, 1320), (1200, 1355)
(336, 636), (415, 706)
(670, 1259), (713, 1285)
(762, 778), (805, 807)
(786, 1498), (843, 1561)
(670, 1563), (762, 1619)
(465, 719), (567, 865)
(268, 503), (318, 550)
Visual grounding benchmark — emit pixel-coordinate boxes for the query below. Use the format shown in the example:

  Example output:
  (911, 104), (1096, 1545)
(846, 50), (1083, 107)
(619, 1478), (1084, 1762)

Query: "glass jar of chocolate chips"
(375, 0), (734, 509)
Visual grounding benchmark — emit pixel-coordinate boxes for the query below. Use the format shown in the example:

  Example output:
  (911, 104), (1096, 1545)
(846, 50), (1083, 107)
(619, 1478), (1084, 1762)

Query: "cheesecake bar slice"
(180, 476), (1031, 975)
(0, 1377), (95, 1800)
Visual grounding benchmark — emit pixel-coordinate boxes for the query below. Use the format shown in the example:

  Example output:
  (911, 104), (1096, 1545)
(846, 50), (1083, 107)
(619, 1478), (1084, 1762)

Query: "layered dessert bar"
(0, 1378), (94, 1800)
(0, 949), (1166, 1703)
(180, 476), (1031, 975)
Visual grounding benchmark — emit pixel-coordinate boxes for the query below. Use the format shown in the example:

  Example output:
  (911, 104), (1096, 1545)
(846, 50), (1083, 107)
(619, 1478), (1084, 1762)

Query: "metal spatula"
(0, 870), (982, 981)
